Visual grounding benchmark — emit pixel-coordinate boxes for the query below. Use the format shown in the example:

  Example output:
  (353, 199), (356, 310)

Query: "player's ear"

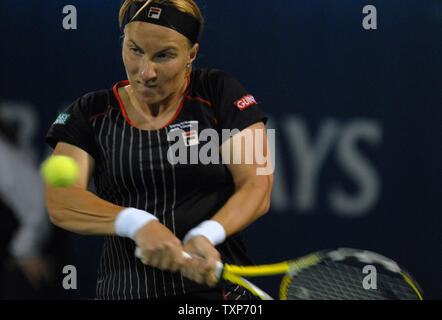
(188, 42), (199, 64)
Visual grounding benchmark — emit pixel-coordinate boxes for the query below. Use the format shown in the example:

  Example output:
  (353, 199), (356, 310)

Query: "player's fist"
(182, 236), (221, 287)
(135, 221), (187, 272)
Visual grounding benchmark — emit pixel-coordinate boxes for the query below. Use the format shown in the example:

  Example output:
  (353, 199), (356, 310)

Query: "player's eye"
(157, 52), (172, 59)
(130, 47), (143, 54)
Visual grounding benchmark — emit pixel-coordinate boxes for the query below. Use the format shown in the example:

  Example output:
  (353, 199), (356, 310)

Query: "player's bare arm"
(214, 121), (273, 234)
(45, 142), (188, 272)
(45, 142), (121, 235)
(182, 121), (273, 285)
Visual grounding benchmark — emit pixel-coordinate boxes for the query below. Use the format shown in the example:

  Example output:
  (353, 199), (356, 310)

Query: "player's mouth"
(137, 81), (157, 89)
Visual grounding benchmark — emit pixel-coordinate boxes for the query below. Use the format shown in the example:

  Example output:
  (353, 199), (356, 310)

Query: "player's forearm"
(211, 179), (271, 237)
(45, 185), (124, 235)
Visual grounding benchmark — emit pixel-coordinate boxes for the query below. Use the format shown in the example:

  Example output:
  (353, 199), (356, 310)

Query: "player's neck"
(126, 79), (186, 120)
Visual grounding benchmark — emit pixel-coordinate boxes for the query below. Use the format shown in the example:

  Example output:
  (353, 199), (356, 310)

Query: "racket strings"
(285, 263), (378, 300)
(283, 260), (421, 300)
(286, 253), (322, 276)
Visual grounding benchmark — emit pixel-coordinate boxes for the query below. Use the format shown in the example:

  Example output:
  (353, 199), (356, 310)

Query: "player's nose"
(139, 58), (157, 82)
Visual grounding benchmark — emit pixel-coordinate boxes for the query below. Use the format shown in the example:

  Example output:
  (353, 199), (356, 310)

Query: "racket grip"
(134, 247), (191, 259)
(182, 251), (192, 259)
(134, 247), (223, 279)
(135, 247), (143, 259)
(214, 261), (224, 280)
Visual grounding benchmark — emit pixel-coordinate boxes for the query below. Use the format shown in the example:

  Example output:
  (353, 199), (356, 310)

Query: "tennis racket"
(135, 247), (423, 300)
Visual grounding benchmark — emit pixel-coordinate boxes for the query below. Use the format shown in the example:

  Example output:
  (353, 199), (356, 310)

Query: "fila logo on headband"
(148, 7), (162, 19)
(234, 95), (257, 110)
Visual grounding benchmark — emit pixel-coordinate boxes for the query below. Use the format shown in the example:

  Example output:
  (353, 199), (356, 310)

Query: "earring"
(186, 63), (191, 68)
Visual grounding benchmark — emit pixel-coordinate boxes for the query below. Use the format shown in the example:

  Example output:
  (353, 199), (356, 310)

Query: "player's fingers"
(166, 246), (187, 272)
(158, 245), (185, 271)
(203, 255), (221, 287)
(197, 261), (218, 287)
(138, 247), (178, 271)
(205, 270), (219, 287)
(202, 253), (220, 272)
(157, 248), (175, 270)
(138, 250), (150, 265)
(169, 254), (185, 272)
(138, 247), (158, 266)
(185, 268), (205, 284)
(140, 256), (149, 265)
(180, 259), (205, 284)
(149, 251), (163, 269)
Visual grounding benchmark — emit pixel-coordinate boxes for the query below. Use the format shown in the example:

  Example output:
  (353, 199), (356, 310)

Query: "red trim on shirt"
(162, 75), (191, 128)
(112, 80), (135, 126)
(88, 105), (117, 123)
(112, 75), (191, 130)
(185, 96), (212, 106)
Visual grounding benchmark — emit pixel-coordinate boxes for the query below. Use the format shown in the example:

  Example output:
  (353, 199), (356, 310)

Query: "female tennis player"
(45, 0), (273, 300)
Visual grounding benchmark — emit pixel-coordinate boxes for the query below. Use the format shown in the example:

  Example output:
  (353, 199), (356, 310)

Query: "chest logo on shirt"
(167, 120), (274, 176)
(169, 121), (199, 147)
(182, 130), (199, 147)
(234, 95), (257, 110)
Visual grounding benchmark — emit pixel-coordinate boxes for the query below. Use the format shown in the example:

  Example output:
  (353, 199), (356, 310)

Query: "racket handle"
(135, 247), (224, 279)
(182, 251), (192, 259)
(214, 261), (224, 280)
(180, 251), (224, 279)
(135, 247), (193, 260)
(135, 247), (192, 259)
(134, 247), (143, 259)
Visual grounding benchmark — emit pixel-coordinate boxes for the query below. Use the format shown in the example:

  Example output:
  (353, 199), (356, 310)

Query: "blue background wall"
(0, 0), (440, 299)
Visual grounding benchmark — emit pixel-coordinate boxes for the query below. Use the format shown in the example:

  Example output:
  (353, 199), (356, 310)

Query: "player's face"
(122, 22), (198, 105)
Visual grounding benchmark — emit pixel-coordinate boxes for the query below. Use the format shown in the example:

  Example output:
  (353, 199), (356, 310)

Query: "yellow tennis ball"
(41, 155), (80, 187)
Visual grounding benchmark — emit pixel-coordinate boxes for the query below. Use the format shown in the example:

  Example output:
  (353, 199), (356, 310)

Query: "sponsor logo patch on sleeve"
(234, 95), (257, 110)
(52, 113), (70, 125)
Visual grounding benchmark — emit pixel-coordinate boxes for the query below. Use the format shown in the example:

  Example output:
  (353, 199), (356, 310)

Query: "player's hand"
(135, 220), (188, 272)
(181, 236), (221, 287)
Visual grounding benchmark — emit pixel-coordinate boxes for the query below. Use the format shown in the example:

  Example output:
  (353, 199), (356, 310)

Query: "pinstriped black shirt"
(46, 67), (267, 299)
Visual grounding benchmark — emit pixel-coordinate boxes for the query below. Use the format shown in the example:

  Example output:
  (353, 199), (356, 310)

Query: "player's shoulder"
(192, 67), (238, 86)
(191, 67), (245, 103)
(72, 88), (113, 116)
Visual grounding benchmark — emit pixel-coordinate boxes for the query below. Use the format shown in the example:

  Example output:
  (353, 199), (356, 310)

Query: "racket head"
(280, 248), (423, 300)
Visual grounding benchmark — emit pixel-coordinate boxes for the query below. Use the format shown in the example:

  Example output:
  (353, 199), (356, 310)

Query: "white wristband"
(114, 207), (158, 240)
(183, 220), (226, 246)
